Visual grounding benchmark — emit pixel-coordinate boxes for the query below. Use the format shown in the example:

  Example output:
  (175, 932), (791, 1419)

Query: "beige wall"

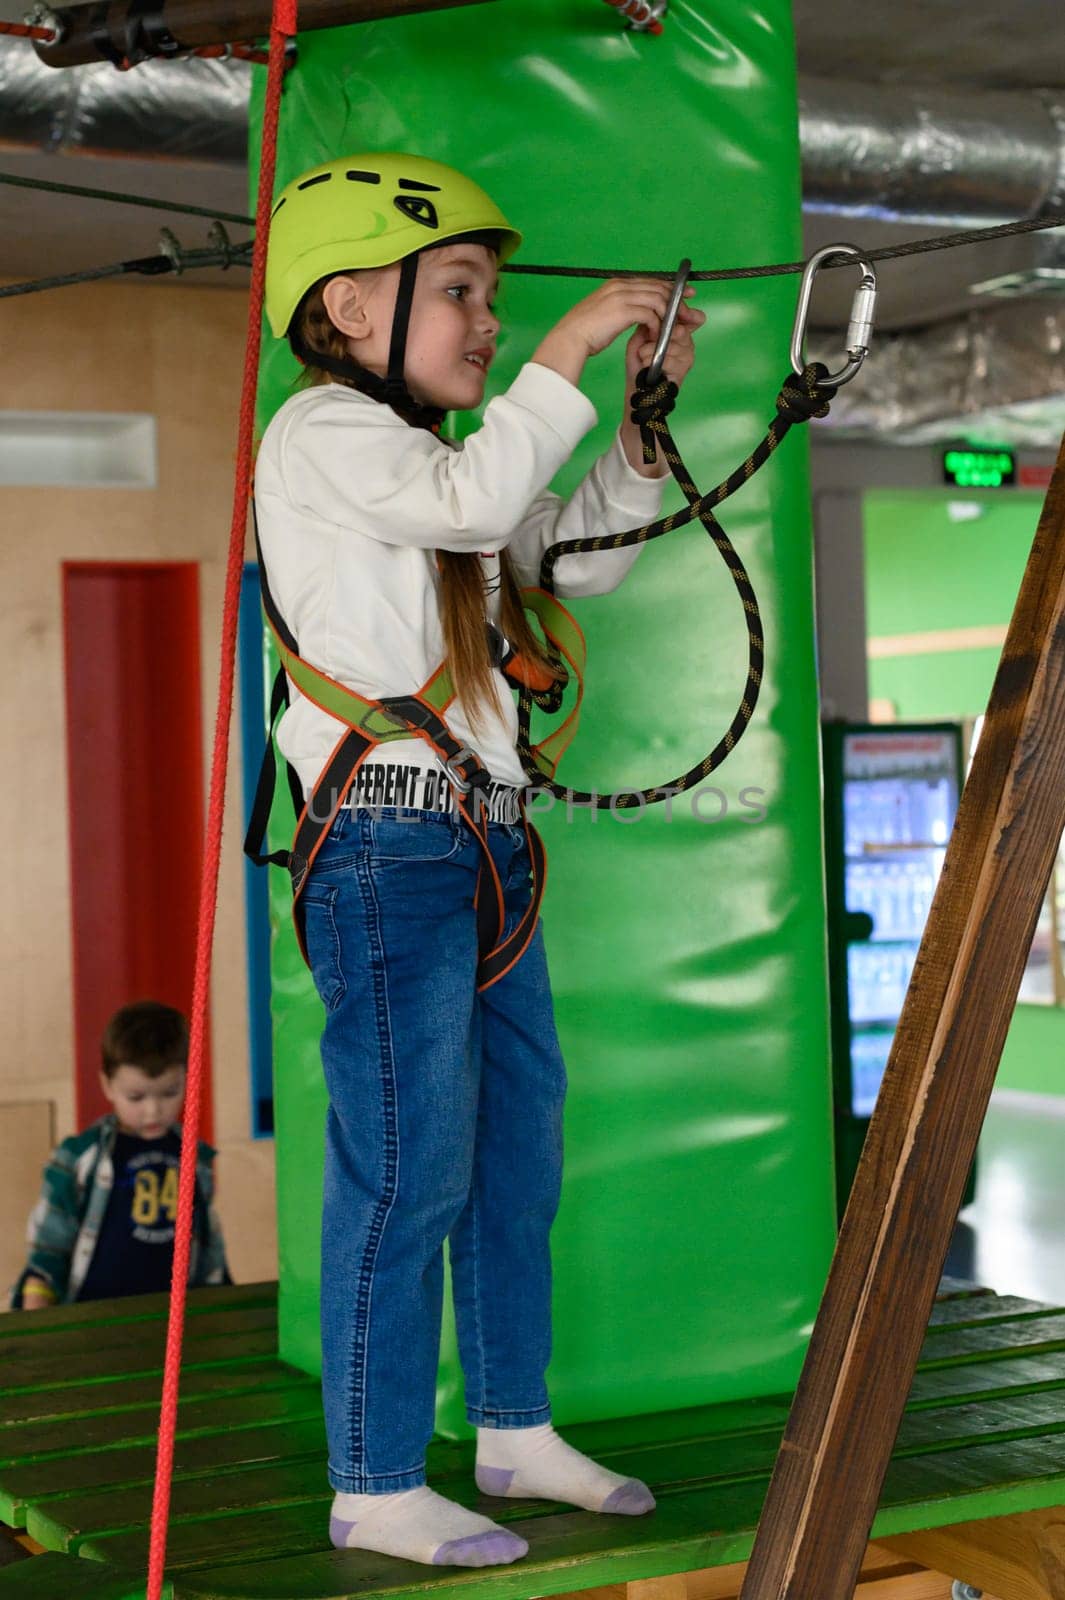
(0, 279), (277, 1294)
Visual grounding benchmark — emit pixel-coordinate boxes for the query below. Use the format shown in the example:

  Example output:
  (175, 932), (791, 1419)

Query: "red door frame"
(62, 563), (211, 1136)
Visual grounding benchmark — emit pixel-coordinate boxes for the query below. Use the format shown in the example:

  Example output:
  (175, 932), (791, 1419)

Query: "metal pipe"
(809, 298), (1065, 446)
(0, 37), (248, 160)
(33, 0), (498, 69)
(800, 74), (1065, 226)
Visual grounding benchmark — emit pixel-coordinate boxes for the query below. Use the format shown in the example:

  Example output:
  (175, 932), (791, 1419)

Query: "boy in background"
(11, 1000), (228, 1309)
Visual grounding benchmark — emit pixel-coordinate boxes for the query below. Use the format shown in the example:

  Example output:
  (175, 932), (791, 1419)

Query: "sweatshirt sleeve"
(279, 364), (598, 553)
(506, 428), (667, 599)
(14, 1140), (81, 1304)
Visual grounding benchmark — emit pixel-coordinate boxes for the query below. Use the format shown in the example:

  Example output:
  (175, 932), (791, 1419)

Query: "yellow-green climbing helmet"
(265, 152), (523, 338)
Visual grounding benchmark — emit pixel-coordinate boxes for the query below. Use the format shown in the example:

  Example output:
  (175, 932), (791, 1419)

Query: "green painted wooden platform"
(3, 1280), (1065, 1599)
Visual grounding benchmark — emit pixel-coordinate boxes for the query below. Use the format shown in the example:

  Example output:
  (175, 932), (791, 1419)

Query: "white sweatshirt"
(253, 362), (666, 800)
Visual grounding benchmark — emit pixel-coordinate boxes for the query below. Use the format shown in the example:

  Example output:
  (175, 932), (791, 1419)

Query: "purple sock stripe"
(475, 1464), (517, 1495)
(600, 1479), (656, 1515)
(433, 1530), (528, 1567)
(329, 1513), (358, 1547)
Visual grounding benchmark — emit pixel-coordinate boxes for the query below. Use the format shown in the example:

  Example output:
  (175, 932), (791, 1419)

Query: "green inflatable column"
(253, 0), (836, 1434)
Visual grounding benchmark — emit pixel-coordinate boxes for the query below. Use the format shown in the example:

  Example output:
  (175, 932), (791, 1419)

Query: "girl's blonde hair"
(291, 272), (562, 732)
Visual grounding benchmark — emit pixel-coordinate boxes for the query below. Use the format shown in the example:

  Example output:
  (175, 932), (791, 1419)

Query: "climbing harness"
(511, 246), (877, 808)
(243, 526), (550, 994)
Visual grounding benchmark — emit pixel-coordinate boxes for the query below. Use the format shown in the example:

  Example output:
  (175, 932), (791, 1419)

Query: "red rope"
(0, 19), (56, 39)
(144, 5), (295, 1598)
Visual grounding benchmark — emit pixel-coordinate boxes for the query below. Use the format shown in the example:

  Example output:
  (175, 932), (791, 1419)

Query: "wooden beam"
(885, 1509), (1065, 1600)
(34, 0), (498, 68)
(738, 429), (1065, 1600)
(547, 1543), (962, 1600)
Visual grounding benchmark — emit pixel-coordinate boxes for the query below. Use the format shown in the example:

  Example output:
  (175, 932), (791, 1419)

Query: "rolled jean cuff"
(467, 1402), (553, 1428)
(328, 1462), (427, 1493)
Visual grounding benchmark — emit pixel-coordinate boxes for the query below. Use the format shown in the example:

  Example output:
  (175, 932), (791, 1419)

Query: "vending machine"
(822, 722), (968, 1215)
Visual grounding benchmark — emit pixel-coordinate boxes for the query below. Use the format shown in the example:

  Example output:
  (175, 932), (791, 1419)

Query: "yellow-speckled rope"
(516, 361), (837, 807)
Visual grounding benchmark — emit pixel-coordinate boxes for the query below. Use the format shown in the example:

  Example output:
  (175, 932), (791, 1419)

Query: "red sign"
(1019, 464), (1054, 490)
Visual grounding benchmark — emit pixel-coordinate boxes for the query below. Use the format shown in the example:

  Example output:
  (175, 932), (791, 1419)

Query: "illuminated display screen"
(942, 448), (1016, 488)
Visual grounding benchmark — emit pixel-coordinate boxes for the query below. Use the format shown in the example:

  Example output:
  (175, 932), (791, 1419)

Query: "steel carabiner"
(790, 244), (877, 389)
(646, 257), (692, 385)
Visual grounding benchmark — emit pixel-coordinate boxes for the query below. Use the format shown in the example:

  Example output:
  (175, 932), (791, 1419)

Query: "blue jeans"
(302, 805), (567, 1493)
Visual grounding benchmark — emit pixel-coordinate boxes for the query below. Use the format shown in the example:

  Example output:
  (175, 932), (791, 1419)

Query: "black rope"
(0, 239), (252, 300)
(2, 163), (1064, 285)
(516, 363), (837, 807)
(504, 210), (1065, 283)
(0, 171), (257, 229)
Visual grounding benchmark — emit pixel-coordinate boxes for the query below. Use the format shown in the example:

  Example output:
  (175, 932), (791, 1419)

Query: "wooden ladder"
(739, 431), (1065, 1600)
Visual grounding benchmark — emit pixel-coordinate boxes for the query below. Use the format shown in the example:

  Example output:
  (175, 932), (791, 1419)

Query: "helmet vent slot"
(297, 173), (333, 191)
(394, 195), (439, 229)
(346, 170), (382, 184)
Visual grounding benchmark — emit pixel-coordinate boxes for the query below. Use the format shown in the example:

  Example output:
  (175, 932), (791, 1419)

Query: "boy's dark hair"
(101, 1001), (189, 1080)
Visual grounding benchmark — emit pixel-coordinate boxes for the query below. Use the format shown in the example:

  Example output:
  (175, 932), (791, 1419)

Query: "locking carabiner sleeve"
(790, 244), (877, 389)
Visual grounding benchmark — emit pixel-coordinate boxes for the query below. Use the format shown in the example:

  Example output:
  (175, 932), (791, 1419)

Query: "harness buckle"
(441, 749), (490, 795)
(378, 696), (437, 733)
(790, 244), (877, 389)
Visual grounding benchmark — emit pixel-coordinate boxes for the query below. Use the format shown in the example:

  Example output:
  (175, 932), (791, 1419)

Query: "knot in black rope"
(630, 367), (679, 463)
(775, 362), (837, 425)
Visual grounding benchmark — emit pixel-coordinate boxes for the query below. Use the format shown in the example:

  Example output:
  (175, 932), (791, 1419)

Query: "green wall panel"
(252, 0), (836, 1435)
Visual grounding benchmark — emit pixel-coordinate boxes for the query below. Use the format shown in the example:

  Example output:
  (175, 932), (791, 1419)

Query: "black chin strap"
(289, 252), (446, 434)
(385, 253), (419, 406)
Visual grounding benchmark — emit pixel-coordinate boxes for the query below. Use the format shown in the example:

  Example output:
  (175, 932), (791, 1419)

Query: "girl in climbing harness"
(252, 152), (704, 1568)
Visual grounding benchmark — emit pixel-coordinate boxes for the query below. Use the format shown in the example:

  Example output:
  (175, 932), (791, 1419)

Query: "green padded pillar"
(252, 0), (836, 1435)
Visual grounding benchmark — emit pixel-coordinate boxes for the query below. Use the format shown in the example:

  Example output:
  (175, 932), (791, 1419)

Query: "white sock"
(475, 1422), (655, 1515)
(330, 1485), (528, 1567)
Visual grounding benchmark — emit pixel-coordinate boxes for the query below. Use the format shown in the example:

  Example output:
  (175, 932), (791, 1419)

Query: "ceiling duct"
(3, 44), (1065, 232)
(0, 37), (247, 162)
(809, 300), (1065, 446)
(799, 75), (1065, 227)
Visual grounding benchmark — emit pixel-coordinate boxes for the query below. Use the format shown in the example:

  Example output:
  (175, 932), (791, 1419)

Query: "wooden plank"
(80, 1497), (332, 1574)
(1, 1328), (277, 1397)
(739, 430), (1065, 1600)
(0, 1385), (323, 1467)
(137, 1481), (979, 1600)
(29, 1457), (331, 1555)
(1, 1308), (277, 1389)
(919, 1313), (1065, 1368)
(934, 1279), (996, 1301)
(0, 1550), (159, 1599)
(0, 1283), (275, 1341)
(549, 1544), (958, 1600)
(885, 1506), (1065, 1600)
(909, 1351), (1065, 1408)
(1, 1418), (327, 1527)
(625, 1577), (688, 1600)
(0, 1362), (308, 1429)
(99, 1489), (775, 1597)
(66, 1411), (1065, 1580)
(926, 1297), (1052, 1331)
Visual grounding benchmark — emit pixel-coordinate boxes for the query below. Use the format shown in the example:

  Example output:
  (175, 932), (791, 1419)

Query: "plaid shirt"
(9, 1113), (229, 1308)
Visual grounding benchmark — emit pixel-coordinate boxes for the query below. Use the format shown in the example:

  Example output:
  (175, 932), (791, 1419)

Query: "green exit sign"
(942, 448), (1016, 488)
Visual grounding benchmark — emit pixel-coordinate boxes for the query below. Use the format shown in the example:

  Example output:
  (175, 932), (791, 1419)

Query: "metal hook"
(207, 221), (233, 269)
(790, 243), (877, 388)
(158, 227), (184, 275)
(646, 257), (692, 385)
